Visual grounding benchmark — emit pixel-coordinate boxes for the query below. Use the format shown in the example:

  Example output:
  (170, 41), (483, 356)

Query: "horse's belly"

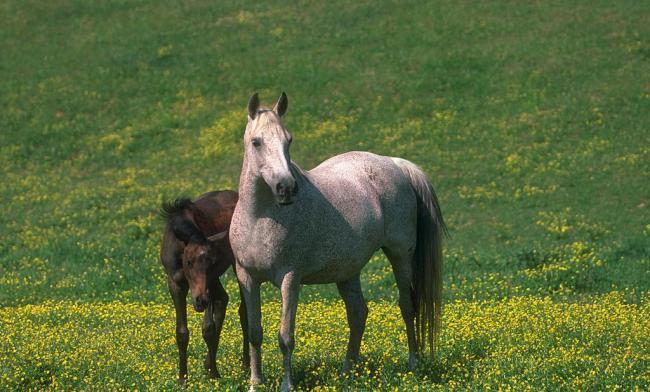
(300, 250), (375, 284)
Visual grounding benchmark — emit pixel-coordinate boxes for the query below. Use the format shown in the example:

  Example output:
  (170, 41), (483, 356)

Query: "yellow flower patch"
(1, 293), (647, 390)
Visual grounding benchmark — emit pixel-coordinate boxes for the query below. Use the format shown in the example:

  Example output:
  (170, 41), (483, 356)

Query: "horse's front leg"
(279, 271), (301, 392)
(167, 277), (189, 385)
(203, 281), (228, 379)
(238, 285), (251, 370)
(238, 271), (264, 387)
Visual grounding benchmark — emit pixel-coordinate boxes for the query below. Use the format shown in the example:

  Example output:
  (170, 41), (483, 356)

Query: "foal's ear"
(170, 217), (206, 246)
(207, 230), (228, 243)
(273, 92), (288, 117)
(248, 93), (260, 119)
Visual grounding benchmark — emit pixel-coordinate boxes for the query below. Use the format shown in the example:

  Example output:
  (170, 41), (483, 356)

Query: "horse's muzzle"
(275, 177), (297, 205)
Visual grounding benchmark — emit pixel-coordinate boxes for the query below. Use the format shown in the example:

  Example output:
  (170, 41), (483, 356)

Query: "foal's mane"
(160, 198), (208, 245)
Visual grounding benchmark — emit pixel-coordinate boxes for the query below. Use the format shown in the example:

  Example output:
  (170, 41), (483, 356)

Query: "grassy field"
(1, 0), (648, 390)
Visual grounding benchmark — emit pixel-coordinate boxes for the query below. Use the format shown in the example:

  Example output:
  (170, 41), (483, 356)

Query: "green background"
(1, 0), (648, 390)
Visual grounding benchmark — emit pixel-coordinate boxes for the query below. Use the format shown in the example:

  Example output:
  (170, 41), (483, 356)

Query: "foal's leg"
(279, 271), (301, 392)
(203, 281), (229, 379)
(383, 247), (418, 371)
(167, 277), (190, 385)
(238, 273), (264, 386)
(336, 274), (368, 373)
(201, 302), (218, 379)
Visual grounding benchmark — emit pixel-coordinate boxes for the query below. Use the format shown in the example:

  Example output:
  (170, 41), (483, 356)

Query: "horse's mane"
(289, 161), (308, 180)
(160, 198), (207, 244)
(160, 197), (192, 221)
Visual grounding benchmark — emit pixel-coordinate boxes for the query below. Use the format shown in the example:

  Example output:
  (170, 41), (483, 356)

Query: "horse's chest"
(231, 216), (294, 268)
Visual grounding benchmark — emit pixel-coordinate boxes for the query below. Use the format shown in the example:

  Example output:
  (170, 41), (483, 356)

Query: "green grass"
(1, 0), (648, 389)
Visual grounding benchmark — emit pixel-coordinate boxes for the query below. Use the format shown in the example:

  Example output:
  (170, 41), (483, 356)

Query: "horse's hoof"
(281, 379), (293, 392)
(177, 376), (187, 386)
(248, 378), (264, 392)
(250, 374), (264, 385)
(408, 353), (418, 372)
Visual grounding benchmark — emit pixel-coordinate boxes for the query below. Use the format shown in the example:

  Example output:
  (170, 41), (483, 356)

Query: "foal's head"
(244, 92), (297, 205)
(161, 199), (230, 312)
(180, 232), (229, 311)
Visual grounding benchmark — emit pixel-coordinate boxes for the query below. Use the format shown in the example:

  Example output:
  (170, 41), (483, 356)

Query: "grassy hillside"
(1, 0), (648, 390)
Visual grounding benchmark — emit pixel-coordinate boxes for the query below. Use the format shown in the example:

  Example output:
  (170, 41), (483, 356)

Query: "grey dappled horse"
(230, 93), (446, 391)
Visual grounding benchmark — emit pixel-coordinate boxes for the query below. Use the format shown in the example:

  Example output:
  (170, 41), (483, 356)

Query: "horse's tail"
(391, 158), (447, 356)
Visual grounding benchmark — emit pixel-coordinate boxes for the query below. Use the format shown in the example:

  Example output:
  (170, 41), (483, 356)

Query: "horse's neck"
(238, 159), (271, 211)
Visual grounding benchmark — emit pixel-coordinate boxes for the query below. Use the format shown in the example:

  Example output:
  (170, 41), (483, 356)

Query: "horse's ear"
(273, 92), (288, 117)
(248, 93), (260, 119)
(207, 230), (228, 243)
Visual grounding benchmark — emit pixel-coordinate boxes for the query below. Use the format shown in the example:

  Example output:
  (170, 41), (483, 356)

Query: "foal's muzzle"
(193, 296), (208, 312)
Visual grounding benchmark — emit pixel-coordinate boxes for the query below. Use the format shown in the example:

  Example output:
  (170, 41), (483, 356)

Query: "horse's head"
(180, 231), (229, 311)
(244, 92), (297, 205)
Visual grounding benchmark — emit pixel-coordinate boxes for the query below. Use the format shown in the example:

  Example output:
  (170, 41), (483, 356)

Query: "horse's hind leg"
(383, 246), (418, 371)
(336, 274), (368, 373)
(203, 280), (228, 379)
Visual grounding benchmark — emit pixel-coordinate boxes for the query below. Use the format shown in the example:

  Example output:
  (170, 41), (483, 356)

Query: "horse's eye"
(187, 260), (193, 268)
(251, 138), (261, 148)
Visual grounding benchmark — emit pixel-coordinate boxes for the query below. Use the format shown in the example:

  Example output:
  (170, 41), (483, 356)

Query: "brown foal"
(160, 190), (249, 384)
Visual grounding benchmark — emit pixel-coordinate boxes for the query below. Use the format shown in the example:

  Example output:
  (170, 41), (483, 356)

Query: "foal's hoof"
(207, 368), (221, 379)
(340, 363), (351, 375)
(340, 357), (359, 375)
(204, 357), (221, 379)
(242, 355), (251, 371)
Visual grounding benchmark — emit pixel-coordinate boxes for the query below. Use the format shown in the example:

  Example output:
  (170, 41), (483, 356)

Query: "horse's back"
(305, 151), (418, 263)
(194, 190), (239, 232)
(310, 151), (415, 222)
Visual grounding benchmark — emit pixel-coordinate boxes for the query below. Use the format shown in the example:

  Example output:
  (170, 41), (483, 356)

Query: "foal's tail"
(391, 158), (447, 356)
